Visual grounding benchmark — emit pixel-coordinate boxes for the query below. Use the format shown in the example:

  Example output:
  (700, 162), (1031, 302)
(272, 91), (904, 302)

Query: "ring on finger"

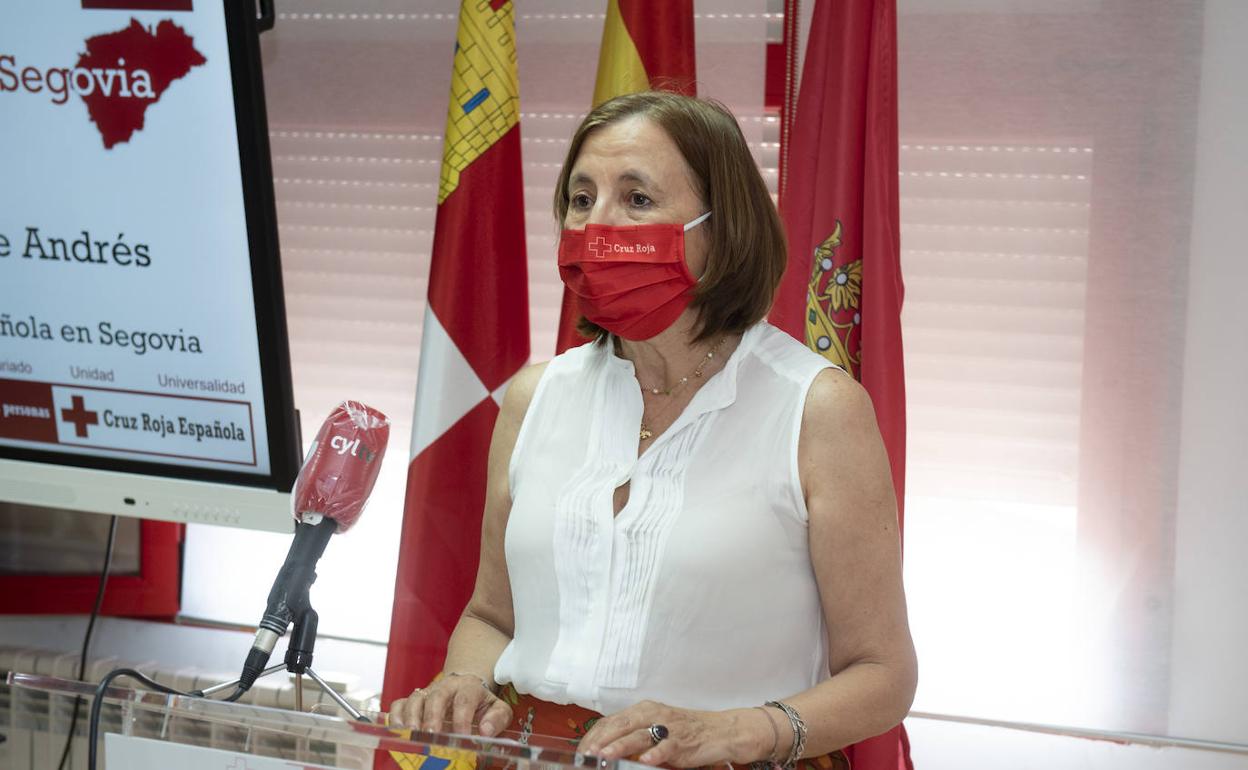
(648, 724), (669, 745)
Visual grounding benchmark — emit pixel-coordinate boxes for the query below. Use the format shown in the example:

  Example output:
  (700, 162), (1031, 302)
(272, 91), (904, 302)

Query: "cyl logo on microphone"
(330, 434), (377, 464)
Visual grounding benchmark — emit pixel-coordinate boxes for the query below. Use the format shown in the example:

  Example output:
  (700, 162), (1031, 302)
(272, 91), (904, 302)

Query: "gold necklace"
(637, 336), (728, 441)
(637, 336), (728, 396)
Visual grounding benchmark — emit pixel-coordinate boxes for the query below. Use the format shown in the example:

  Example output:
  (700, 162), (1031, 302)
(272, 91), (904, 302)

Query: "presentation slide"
(0, 1), (272, 476)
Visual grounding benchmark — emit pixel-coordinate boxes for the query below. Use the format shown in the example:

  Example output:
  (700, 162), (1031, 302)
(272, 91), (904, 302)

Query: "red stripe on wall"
(0, 519), (181, 617)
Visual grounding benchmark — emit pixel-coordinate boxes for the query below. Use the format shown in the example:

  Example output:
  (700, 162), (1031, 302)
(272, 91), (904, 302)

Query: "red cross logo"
(588, 235), (611, 259)
(61, 395), (99, 438)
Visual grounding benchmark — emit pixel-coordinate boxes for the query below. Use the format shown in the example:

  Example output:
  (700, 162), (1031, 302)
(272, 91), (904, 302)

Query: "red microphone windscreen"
(291, 401), (390, 532)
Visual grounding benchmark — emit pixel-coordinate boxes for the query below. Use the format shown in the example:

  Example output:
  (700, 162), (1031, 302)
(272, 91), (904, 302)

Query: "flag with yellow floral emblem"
(770, 0), (911, 768)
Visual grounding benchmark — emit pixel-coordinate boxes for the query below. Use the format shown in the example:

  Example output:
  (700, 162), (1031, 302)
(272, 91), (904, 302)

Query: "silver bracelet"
(764, 700), (808, 769)
(754, 705), (781, 763)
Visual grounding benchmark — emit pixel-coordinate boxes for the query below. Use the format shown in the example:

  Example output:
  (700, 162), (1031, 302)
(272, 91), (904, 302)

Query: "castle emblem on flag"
(382, 0), (529, 735)
(438, 0), (520, 204)
(804, 221), (863, 378)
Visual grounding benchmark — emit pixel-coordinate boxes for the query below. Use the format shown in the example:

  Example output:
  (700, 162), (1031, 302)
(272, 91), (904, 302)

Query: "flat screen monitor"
(0, 0), (300, 533)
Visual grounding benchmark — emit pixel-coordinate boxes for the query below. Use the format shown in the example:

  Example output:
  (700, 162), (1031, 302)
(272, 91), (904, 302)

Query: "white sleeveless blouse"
(494, 322), (835, 714)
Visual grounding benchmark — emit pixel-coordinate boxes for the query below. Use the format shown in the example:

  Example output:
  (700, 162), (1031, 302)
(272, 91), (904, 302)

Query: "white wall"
(1167, 0), (1248, 745)
(907, 718), (1248, 770)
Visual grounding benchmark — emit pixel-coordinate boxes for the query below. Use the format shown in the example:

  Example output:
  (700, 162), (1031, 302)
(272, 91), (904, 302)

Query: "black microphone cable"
(85, 665), (258, 770)
(57, 514), (117, 770)
(83, 663), (363, 770)
(68, 518), (234, 770)
(86, 667), (195, 770)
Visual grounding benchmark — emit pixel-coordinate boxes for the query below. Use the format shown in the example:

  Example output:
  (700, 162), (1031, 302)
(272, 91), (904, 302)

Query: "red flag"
(381, 0), (529, 720)
(771, 1), (910, 767)
(553, 0), (696, 354)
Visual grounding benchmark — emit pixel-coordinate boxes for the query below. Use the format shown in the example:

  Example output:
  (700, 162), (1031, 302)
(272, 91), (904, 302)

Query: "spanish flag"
(381, 1), (529, 762)
(554, 0), (697, 353)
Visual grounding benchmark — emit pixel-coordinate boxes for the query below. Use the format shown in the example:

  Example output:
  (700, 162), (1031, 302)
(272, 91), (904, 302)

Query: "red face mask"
(558, 211), (712, 340)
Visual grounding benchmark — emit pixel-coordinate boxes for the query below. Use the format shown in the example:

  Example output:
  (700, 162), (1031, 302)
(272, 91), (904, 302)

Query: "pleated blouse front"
(495, 322), (835, 715)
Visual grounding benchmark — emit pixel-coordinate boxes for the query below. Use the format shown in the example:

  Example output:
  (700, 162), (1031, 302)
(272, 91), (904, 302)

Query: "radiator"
(0, 645), (378, 770)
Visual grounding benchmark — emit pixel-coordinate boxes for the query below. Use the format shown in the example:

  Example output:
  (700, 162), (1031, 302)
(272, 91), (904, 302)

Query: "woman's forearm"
(774, 658), (917, 759)
(440, 609), (514, 689)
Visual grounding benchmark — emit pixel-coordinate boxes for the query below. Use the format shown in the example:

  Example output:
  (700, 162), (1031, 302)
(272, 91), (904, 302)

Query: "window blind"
(900, 141), (1091, 507)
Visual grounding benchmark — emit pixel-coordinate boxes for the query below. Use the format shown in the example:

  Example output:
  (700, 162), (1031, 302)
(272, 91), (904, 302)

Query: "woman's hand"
(578, 701), (776, 767)
(387, 673), (513, 738)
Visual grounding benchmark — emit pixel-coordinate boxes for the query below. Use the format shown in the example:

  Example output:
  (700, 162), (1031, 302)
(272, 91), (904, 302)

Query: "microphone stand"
(286, 607), (317, 713)
(199, 604), (368, 722)
(202, 515), (369, 720)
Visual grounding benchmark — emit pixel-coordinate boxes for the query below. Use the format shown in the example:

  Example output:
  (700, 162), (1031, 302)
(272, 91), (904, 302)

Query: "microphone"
(236, 401), (390, 694)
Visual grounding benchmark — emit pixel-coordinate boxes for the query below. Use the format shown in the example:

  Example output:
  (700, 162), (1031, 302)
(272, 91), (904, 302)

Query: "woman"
(389, 92), (917, 769)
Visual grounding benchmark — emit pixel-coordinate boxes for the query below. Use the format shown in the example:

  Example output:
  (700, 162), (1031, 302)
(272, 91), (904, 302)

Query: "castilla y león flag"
(381, 0), (529, 722)
(553, 0), (696, 354)
(771, 0), (911, 768)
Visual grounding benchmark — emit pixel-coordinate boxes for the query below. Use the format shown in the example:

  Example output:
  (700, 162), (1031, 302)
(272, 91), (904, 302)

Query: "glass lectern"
(6, 671), (628, 770)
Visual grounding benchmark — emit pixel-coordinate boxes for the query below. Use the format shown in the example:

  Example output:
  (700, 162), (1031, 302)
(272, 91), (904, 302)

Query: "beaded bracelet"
(764, 700), (808, 769)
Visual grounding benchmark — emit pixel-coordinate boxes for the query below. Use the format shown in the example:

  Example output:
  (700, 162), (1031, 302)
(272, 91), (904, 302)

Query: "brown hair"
(554, 92), (788, 343)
